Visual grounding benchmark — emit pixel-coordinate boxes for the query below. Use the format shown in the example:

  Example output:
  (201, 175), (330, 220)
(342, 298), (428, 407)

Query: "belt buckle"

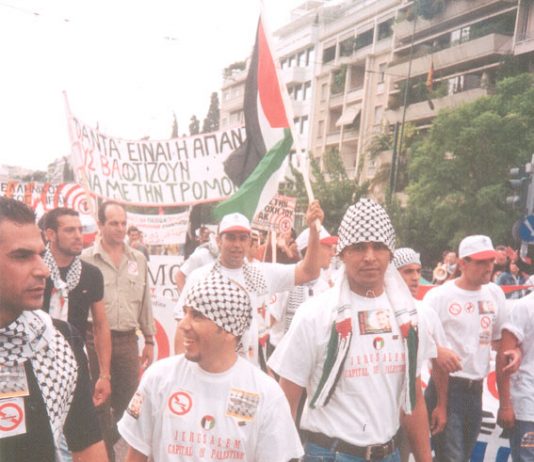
(365, 441), (391, 460)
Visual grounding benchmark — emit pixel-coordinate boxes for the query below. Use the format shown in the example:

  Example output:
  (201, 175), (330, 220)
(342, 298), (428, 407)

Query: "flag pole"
(62, 91), (96, 218)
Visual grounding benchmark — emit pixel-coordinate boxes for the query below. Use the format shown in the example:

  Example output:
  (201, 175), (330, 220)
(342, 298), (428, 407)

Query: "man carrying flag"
(174, 17), (326, 368)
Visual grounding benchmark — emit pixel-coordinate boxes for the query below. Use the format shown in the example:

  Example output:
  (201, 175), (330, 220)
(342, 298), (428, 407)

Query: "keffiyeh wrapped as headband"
(184, 272), (252, 337)
(311, 198), (419, 414)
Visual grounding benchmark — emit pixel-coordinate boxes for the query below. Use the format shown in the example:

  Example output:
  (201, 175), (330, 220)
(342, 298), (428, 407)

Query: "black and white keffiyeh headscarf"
(312, 198), (419, 414)
(336, 198), (396, 255)
(393, 247), (421, 269)
(43, 244), (82, 321)
(184, 272), (252, 337)
(0, 310), (78, 447)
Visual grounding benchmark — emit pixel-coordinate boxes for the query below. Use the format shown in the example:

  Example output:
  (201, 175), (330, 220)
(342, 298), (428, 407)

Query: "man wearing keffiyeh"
(0, 196), (107, 461)
(269, 198), (432, 461)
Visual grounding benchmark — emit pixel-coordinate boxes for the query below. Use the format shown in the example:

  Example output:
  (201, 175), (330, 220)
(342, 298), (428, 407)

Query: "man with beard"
(42, 207), (111, 407)
(0, 197), (107, 461)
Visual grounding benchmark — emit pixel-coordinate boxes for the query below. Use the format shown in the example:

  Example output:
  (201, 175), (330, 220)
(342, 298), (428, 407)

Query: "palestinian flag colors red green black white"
(214, 18), (293, 221)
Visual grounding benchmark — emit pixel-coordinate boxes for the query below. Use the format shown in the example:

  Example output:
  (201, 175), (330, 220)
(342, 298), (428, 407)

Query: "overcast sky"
(0, 0), (303, 171)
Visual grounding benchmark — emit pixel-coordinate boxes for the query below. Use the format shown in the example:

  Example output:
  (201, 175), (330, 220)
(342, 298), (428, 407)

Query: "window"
(301, 116), (309, 136)
(339, 37), (354, 57)
(355, 29), (373, 51)
(280, 58), (287, 69)
(323, 45), (336, 63)
(294, 84), (303, 101)
(451, 27), (470, 46)
(297, 51), (306, 66)
(378, 63), (387, 84)
(377, 19), (394, 41)
(303, 81), (312, 100)
(306, 47), (314, 66)
(317, 120), (325, 139)
(288, 55), (295, 68)
(321, 83), (328, 101)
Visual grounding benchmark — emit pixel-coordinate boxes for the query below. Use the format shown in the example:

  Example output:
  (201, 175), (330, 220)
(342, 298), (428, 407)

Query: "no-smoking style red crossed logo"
(168, 392), (192, 416)
(0, 402), (23, 432)
(480, 316), (491, 329)
(448, 303), (462, 316)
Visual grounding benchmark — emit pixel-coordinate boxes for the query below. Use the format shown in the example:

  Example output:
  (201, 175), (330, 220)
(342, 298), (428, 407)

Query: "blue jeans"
(302, 442), (401, 462)
(510, 420), (534, 462)
(425, 378), (483, 462)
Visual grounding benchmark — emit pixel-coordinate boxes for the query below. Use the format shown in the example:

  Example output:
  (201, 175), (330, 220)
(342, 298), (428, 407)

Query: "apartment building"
(310, 0), (400, 184)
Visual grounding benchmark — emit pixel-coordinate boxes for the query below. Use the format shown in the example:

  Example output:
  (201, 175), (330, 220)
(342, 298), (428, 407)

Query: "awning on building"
(335, 104), (361, 127)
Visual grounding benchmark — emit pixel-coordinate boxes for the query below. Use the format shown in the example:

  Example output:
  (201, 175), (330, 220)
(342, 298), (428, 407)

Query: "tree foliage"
(396, 73), (534, 265)
(202, 92), (220, 134)
(189, 115), (200, 136)
(280, 149), (368, 233)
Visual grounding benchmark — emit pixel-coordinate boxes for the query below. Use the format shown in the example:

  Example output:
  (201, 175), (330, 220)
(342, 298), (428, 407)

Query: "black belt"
(449, 376), (483, 390)
(302, 430), (400, 460)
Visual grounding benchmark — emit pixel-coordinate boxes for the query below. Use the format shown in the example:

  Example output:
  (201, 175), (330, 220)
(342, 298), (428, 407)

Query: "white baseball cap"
(295, 226), (338, 252)
(458, 235), (497, 260)
(218, 213), (251, 234)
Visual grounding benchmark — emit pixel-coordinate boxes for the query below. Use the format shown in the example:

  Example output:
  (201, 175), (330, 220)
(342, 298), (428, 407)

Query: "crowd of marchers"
(0, 195), (532, 462)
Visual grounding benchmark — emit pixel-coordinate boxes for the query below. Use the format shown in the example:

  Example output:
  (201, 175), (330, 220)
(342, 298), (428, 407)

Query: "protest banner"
(126, 211), (189, 246)
(252, 194), (296, 234)
(0, 181), (95, 215)
(146, 255), (183, 359)
(69, 115), (245, 206)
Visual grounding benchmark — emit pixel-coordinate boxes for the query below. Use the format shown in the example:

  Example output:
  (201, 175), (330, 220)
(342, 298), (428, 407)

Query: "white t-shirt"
(416, 299), (449, 362)
(118, 356), (302, 462)
(268, 269), (332, 347)
(268, 288), (429, 446)
(181, 247), (216, 277)
(174, 261), (296, 365)
(423, 280), (506, 380)
(501, 295), (534, 421)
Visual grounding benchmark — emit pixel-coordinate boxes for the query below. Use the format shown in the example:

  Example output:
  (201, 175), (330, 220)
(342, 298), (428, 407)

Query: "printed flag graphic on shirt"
(214, 19), (293, 221)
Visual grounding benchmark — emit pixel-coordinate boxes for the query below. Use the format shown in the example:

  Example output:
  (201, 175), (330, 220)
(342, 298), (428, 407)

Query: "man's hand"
(305, 200), (324, 229)
(497, 406), (516, 429)
(430, 405), (447, 435)
(502, 347), (522, 374)
(92, 377), (111, 407)
(435, 346), (462, 373)
(141, 344), (154, 369)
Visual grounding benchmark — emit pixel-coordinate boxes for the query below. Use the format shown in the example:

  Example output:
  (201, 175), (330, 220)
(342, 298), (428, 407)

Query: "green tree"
(171, 112), (178, 138)
(202, 92), (220, 134)
(189, 115), (200, 136)
(396, 73), (534, 265)
(280, 149), (368, 233)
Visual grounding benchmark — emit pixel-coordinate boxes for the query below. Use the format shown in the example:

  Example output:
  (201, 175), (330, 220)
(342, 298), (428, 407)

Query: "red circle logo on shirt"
(168, 392), (192, 416)
(448, 303), (462, 316)
(0, 402), (23, 432)
(465, 302), (475, 313)
(480, 316), (491, 329)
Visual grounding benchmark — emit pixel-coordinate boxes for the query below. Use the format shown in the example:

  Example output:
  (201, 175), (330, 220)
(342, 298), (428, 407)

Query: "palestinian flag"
(214, 18), (293, 221)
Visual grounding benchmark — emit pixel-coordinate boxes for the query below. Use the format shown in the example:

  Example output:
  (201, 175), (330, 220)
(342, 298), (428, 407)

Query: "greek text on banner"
(71, 116), (245, 206)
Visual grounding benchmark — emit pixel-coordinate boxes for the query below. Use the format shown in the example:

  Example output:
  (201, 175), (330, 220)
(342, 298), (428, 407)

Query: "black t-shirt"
(0, 320), (102, 461)
(42, 260), (104, 341)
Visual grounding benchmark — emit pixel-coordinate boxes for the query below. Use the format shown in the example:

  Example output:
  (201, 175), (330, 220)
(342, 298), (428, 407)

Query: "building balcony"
(220, 95), (244, 113)
(326, 131), (341, 145)
(514, 34), (534, 56)
(346, 86), (364, 103)
(281, 66), (312, 84)
(394, 0), (517, 43)
(291, 101), (309, 118)
(388, 33), (513, 81)
(342, 128), (359, 142)
(384, 87), (490, 123)
(329, 92), (345, 108)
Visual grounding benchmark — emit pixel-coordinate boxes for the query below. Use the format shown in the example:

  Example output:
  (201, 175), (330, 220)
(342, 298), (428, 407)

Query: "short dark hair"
(98, 201), (124, 224)
(43, 207), (79, 231)
(0, 197), (35, 227)
(127, 225), (140, 234)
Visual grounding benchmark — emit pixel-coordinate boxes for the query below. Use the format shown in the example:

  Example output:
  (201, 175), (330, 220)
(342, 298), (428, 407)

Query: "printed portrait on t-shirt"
(358, 309), (392, 335)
